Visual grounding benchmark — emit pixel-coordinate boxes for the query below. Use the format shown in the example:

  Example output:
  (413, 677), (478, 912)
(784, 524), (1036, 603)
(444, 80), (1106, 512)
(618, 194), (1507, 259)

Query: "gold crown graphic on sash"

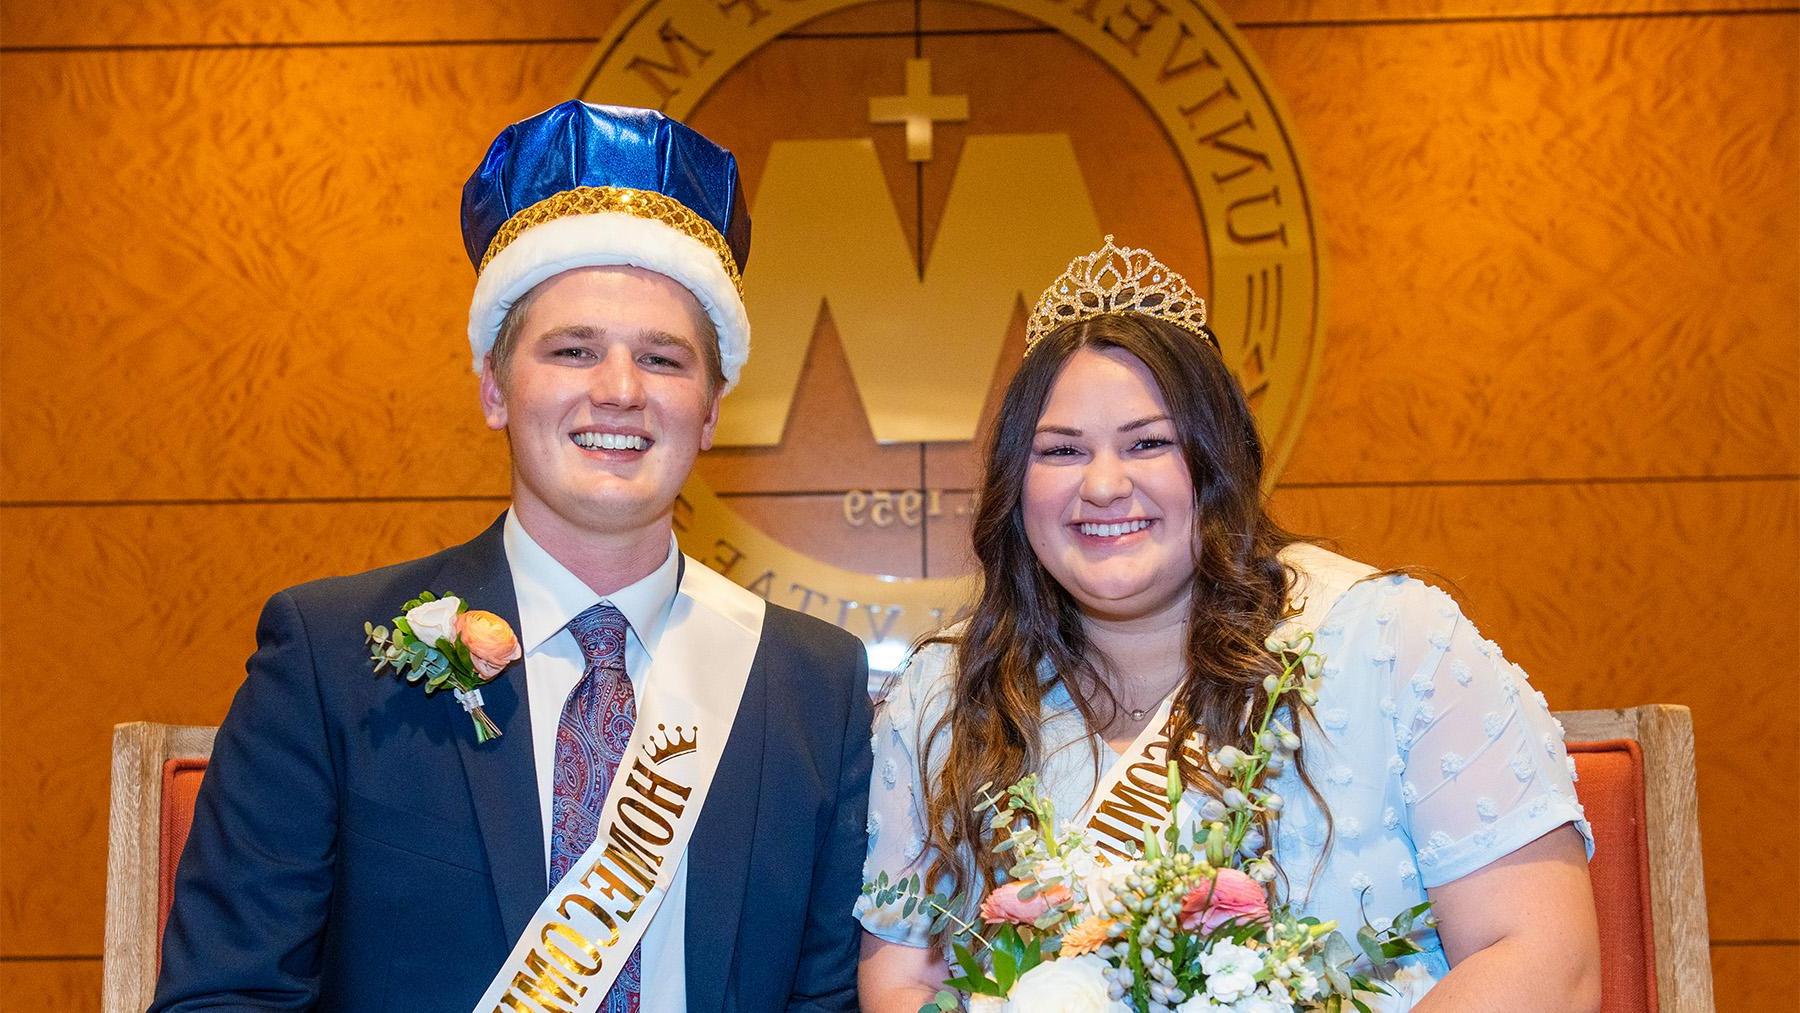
(645, 724), (699, 763)
(1026, 235), (1215, 352)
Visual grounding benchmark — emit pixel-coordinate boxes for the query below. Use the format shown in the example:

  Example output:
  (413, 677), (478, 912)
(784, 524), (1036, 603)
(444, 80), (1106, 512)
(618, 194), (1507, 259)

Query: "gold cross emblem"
(868, 58), (969, 163)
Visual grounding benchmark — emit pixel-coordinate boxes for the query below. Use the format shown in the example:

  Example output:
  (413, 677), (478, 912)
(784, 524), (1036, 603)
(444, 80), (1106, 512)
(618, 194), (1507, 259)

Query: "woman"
(856, 238), (1600, 1010)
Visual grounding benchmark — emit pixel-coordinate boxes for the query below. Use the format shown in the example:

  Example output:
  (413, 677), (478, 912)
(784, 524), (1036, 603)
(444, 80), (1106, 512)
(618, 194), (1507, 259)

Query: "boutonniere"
(363, 591), (522, 743)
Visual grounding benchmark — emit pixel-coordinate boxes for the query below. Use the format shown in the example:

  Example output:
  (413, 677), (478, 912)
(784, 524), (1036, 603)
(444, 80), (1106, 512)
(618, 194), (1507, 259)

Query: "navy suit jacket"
(152, 516), (872, 1012)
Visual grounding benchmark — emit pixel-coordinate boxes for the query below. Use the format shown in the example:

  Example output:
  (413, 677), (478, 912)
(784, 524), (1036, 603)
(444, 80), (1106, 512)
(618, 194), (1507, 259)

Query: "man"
(153, 101), (872, 1012)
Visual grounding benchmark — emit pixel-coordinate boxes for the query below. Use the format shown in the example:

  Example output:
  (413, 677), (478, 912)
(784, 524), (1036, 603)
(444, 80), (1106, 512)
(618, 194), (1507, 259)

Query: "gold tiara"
(1025, 236), (1213, 352)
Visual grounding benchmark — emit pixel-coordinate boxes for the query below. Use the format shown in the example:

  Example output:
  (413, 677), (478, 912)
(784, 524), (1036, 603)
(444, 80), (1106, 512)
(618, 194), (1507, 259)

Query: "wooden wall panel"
(724, 492), (929, 576)
(7, 15), (1793, 504)
(0, 44), (588, 503)
(0, 959), (99, 1011)
(0, 501), (506, 954)
(2, 0), (1783, 49)
(1261, 12), (1800, 484)
(0, 0), (627, 48)
(1711, 943), (1800, 1010)
(1268, 477), (1800, 941)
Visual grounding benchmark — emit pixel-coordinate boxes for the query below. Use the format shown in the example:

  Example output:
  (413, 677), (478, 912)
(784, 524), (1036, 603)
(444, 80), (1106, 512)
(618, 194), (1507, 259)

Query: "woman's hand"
(1415, 824), (1601, 1012)
(859, 931), (951, 1013)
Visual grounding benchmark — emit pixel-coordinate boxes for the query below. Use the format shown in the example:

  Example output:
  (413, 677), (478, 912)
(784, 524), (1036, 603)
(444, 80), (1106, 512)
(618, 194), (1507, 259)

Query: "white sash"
(475, 558), (766, 1013)
(1078, 544), (1378, 858)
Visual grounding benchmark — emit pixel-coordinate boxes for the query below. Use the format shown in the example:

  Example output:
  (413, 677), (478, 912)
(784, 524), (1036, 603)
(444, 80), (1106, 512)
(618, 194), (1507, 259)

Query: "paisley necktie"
(549, 602), (642, 1011)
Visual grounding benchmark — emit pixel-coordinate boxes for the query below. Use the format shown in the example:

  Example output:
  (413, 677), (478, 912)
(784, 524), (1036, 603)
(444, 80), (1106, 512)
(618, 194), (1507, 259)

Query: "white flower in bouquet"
(404, 596), (463, 646)
(1002, 955), (1131, 1012)
(1063, 844), (1099, 879)
(1199, 940), (1265, 1003)
(1379, 961), (1439, 1006)
(1230, 986), (1298, 1013)
(1080, 861), (1136, 919)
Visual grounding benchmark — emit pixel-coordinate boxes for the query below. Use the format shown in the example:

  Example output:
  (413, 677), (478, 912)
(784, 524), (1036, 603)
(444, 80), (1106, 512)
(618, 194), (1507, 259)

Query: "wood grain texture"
(6, 16), (1795, 502)
(1710, 943), (1800, 1011)
(0, 958), (101, 1012)
(1268, 477), (1800, 942)
(0, 500), (508, 955)
(721, 492), (929, 577)
(2, 0), (1785, 49)
(0, 43), (591, 502)
(101, 724), (217, 1013)
(1259, 13), (1800, 484)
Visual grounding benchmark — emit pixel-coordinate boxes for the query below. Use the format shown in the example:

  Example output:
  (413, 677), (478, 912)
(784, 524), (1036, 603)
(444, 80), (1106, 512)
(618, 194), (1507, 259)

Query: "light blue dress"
(856, 549), (1593, 1007)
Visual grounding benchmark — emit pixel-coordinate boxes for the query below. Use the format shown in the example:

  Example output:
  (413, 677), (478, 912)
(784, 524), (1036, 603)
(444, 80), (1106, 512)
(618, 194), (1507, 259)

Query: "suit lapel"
(684, 649), (767, 1011)
(437, 515), (548, 947)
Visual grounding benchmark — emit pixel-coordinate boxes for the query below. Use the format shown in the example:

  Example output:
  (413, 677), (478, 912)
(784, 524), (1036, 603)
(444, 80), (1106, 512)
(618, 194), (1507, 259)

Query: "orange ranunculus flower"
(456, 610), (521, 681)
(1058, 916), (1116, 958)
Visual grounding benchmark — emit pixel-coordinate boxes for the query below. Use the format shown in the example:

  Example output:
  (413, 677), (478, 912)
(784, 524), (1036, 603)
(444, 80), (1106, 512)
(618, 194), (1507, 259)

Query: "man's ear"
(697, 388), (723, 452)
(478, 357), (508, 431)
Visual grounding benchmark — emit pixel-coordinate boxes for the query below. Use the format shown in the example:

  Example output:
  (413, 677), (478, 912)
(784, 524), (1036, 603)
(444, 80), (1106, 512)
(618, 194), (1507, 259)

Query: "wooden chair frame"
(1557, 704), (1714, 1012)
(101, 721), (217, 1013)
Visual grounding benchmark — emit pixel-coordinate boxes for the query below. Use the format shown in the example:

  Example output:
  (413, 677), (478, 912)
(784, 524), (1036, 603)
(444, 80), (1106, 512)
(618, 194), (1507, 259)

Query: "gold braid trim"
(479, 185), (742, 294)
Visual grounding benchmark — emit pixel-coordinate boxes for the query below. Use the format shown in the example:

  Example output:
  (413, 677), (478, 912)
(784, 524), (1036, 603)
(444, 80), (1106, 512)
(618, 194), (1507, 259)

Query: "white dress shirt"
(503, 511), (688, 1012)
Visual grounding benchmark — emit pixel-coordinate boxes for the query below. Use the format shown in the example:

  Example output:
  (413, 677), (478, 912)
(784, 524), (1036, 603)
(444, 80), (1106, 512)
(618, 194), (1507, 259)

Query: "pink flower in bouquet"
(1179, 868), (1270, 933)
(980, 880), (1073, 925)
(456, 610), (521, 681)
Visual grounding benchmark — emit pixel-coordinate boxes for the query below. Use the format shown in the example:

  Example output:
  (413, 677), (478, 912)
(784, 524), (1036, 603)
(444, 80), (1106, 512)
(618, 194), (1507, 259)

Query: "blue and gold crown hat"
(462, 101), (752, 391)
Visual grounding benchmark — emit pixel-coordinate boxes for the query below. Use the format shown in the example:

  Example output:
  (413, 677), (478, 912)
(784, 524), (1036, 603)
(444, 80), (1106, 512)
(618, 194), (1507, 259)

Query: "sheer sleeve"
(1384, 580), (1594, 888)
(854, 643), (955, 946)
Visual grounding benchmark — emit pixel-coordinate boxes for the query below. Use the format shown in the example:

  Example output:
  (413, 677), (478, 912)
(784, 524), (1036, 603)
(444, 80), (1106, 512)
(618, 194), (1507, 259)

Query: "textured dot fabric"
(857, 560), (1593, 1009)
(551, 601), (642, 1013)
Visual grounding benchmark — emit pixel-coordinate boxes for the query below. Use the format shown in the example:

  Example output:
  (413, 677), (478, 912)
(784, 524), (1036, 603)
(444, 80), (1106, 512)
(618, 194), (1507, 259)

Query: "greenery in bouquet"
(865, 630), (1434, 1012)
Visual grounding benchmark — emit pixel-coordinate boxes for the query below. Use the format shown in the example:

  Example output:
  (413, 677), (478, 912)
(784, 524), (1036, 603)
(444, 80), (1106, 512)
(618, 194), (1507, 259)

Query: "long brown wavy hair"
(918, 311), (1330, 922)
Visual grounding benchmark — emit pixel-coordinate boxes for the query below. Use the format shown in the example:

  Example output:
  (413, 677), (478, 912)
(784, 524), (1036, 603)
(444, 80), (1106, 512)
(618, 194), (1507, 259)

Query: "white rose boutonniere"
(404, 596), (463, 647)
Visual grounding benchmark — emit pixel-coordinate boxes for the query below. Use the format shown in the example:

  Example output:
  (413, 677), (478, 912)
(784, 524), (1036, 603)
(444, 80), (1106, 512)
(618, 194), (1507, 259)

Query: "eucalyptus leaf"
(1355, 926), (1384, 965)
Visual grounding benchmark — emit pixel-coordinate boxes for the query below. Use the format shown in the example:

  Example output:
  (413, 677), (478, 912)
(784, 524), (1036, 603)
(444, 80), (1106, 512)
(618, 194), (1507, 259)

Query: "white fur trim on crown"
(467, 211), (750, 393)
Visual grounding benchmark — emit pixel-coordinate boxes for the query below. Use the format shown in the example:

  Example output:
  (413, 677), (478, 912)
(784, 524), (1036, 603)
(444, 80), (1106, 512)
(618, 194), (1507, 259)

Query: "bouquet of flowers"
(866, 631), (1433, 1013)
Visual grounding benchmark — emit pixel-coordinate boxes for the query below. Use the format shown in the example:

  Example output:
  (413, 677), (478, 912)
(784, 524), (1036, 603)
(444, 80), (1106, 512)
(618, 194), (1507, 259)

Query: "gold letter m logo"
(716, 135), (1102, 446)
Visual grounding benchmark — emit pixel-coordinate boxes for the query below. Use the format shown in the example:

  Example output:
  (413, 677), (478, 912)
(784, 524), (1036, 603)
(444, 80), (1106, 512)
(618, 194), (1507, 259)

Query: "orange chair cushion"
(1568, 739), (1658, 1013)
(158, 757), (208, 961)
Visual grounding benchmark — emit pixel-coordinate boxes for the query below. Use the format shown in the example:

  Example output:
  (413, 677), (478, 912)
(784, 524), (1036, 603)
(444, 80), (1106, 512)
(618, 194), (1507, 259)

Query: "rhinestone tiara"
(1025, 235), (1214, 352)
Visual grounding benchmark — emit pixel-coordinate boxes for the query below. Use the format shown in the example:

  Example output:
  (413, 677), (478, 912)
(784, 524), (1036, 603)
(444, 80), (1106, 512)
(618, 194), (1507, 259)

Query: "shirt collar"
(502, 510), (682, 660)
